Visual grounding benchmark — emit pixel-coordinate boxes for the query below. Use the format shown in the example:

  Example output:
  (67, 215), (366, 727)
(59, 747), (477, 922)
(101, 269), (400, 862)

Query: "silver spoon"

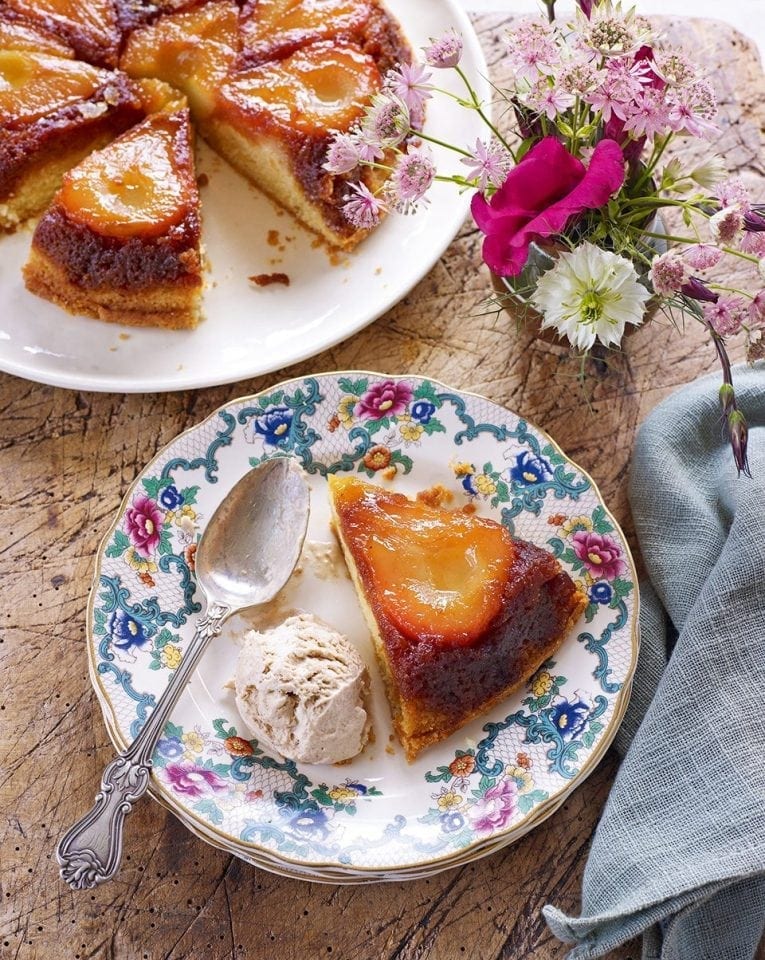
(57, 458), (310, 890)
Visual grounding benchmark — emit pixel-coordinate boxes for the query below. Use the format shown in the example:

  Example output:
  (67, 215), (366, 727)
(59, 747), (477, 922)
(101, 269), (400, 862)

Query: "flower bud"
(727, 410), (751, 478)
(681, 276), (719, 303)
(719, 382), (735, 416)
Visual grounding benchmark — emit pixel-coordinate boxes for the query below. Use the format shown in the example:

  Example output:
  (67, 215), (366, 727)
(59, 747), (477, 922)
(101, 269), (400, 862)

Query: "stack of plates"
(87, 373), (638, 882)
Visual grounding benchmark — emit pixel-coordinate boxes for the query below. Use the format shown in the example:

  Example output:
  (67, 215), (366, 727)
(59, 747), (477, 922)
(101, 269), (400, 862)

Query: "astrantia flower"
(386, 146), (435, 212)
(649, 250), (689, 297)
(506, 19), (560, 84)
(749, 291), (765, 327)
(716, 177), (751, 211)
(386, 62), (432, 124)
(683, 244), (723, 271)
(525, 80), (576, 121)
(703, 296), (746, 336)
(532, 244), (651, 351)
(578, 1), (653, 58)
(668, 80), (718, 138)
(622, 87), (672, 139)
(423, 29), (462, 69)
(460, 138), (512, 192)
(709, 205), (744, 245)
(741, 231), (765, 258)
(342, 181), (384, 229)
(652, 49), (696, 87)
(323, 133), (361, 175)
(689, 156), (727, 189)
(360, 93), (410, 149)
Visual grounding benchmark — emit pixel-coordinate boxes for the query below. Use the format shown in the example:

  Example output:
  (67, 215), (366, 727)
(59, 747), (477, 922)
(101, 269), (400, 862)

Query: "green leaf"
(390, 451), (413, 474)
(422, 418), (446, 436)
(194, 799), (224, 826)
(517, 789), (549, 814)
(141, 476), (173, 499)
(367, 786), (383, 797)
(310, 786), (333, 807)
(560, 547), (581, 568)
(338, 377), (367, 396)
(158, 527), (173, 557)
(610, 578), (634, 601)
(584, 602), (598, 623)
(154, 628), (174, 649)
(591, 505), (613, 535)
(213, 718), (237, 740)
(179, 485), (200, 506)
(478, 774), (495, 793)
(424, 766), (453, 783)
(482, 461), (492, 474)
(495, 480), (509, 503)
(365, 416), (391, 436)
(345, 805), (357, 816)
(412, 380), (440, 405)
(148, 659), (162, 670)
(164, 721), (183, 739)
(105, 529), (130, 558)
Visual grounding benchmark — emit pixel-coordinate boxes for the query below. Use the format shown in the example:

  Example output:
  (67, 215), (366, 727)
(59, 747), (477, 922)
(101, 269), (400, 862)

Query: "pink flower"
(717, 177), (751, 212)
(163, 763), (226, 799)
(527, 81), (575, 121)
(323, 133), (361, 175)
(423, 29), (462, 69)
(125, 494), (164, 557)
(749, 291), (765, 328)
(360, 93), (410, 149)
(683, 244), (723, 271)
(709, 206), (744, 246)
(650, 250), (689, 297)
(471, 137), (625, 277)
(342, 182), (384, 230)
(387, 146), (435, 211)
(506, 20), (560, 83)
(354, 379), (413, 419)
(387, 62), (432, 122)
(621, 87), (671, 139)
(572, 530), (626, 580)
(704, 296), (745, 337)
(741, 232), (765, 258)
(468, 778), (517, 833)
(460, 138), (511, 192)
(667, 80), (718, 138)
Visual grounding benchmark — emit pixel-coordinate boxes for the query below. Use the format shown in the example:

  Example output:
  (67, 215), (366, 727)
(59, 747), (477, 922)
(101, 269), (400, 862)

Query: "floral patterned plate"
(88, 372), (639, 878)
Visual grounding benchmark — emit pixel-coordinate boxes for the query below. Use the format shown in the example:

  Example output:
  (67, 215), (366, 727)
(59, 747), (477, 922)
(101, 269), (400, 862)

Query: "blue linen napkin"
(543, 362), (765, 959)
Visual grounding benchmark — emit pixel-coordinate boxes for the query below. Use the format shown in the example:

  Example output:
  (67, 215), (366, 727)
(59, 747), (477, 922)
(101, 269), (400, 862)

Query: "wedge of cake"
(23, 108), (203, 328)
(238, 0), (405, 73)
(0, 50), (146, 231)
(328, 475), (587, 761)
(4, 0), (124, 67)
(207, 39), (391, 248)
(0, 7), (75, 57)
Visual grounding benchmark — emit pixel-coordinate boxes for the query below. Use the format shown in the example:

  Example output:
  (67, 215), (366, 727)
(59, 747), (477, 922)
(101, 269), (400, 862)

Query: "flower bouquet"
(324, 0), (765, 475)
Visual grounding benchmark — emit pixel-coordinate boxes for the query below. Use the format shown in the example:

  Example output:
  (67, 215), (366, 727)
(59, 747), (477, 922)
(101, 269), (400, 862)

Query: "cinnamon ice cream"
(234, 614), (370, 764)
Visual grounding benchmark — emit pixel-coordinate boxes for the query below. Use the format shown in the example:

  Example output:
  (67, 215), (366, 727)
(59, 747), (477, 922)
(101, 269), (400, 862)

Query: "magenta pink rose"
(354, 379), (413, 420)
(468, 778), (517, 833)
(471, 137), (626, 277)
(572, 530), (627, 580)
(163, 763), (226, 799)
(125, 494), (164, 557)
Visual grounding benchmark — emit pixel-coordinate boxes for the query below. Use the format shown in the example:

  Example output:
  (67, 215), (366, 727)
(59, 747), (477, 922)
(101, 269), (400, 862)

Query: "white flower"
(531, 243), (651, 351)
(690, 156), (727, 190)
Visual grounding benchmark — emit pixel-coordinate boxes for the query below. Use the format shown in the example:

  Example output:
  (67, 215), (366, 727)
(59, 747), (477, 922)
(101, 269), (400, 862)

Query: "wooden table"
(1, 15), (761, 960)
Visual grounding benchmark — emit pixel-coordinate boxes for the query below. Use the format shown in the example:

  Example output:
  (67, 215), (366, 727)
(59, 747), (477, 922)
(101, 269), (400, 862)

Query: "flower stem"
(454, 65), (515, 158)
(415, 130), (473, 157)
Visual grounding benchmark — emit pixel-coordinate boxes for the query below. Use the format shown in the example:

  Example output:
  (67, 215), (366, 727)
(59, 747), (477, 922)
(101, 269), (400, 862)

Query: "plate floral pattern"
(88, 372), (638, 874)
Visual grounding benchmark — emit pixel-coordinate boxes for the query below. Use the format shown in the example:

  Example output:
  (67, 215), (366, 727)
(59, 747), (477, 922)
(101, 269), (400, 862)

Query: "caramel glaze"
(0, 74), (144, 198)
(31, 202), (201, 289)
(238, 0), (408, 74)
(358, 535), (583, 717)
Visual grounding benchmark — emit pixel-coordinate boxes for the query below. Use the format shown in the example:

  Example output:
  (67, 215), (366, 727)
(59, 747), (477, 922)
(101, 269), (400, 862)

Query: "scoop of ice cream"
(234, 613), (370, 764)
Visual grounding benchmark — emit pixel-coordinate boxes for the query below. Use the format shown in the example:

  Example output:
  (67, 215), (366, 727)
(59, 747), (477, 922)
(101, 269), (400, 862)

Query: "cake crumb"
(249, 272), (290, 287)
(417, 484), (454, 508)
(311, 237), (322, 249)
(461, 501), (477, 515)
(385, 744), (395, 755)
(381, 466), (397, 481)
(196, 172), (209, 187)
(374, 266), (382, 275)
(267, 229), (280, 246)
(109, 346), (118, 352)
(118, 332), (131, 341)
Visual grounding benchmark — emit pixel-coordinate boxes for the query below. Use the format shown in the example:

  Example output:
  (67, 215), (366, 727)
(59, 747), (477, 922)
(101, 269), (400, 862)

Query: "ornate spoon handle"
(57, 602), (230, 890)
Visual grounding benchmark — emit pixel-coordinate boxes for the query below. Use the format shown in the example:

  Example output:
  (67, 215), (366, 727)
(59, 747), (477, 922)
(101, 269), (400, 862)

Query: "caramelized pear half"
(0, 51), (104, 124)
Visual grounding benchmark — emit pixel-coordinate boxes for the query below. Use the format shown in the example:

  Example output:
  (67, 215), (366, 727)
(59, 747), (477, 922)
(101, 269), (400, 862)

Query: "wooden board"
(1, 16), (762, 960)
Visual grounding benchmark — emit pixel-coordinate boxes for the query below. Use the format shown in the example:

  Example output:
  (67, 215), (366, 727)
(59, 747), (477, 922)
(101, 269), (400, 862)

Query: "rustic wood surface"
(1, 15), (763, 960)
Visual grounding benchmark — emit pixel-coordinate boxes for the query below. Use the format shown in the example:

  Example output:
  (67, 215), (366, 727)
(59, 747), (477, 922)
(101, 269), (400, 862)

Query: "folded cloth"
(543, 362), (765, 960)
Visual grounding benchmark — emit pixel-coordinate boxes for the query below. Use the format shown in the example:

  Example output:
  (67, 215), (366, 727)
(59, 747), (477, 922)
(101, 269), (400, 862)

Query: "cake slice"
(0, 7), (75, 57)
(119, 0), (241, 120)
(328, 475), (587, 761)
(24, 108), (203, 328)
(207, 39), (387, 248)
(238, 0), (404, 72)
(4, 0), (124, 67)
(0, 50), (146, 231)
